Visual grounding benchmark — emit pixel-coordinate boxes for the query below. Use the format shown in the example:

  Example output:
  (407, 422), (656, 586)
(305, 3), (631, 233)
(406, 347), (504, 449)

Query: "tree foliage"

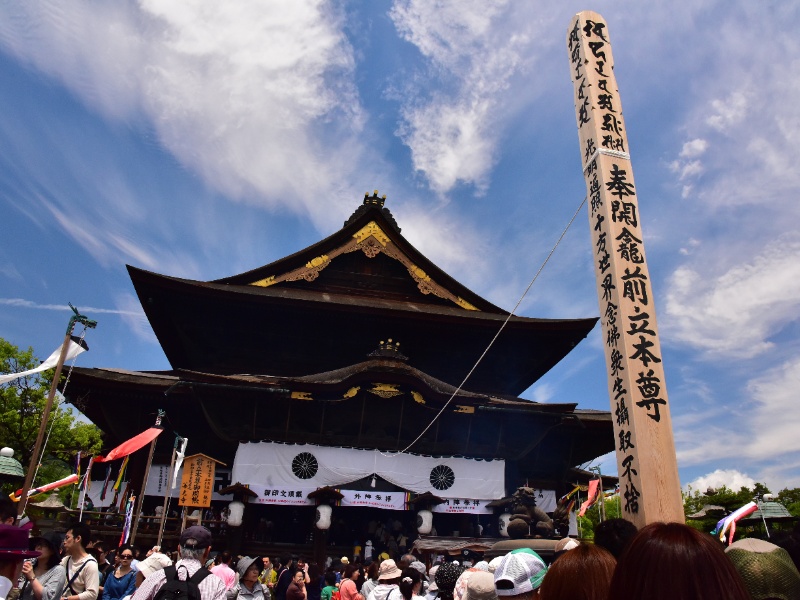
(0, 337), (102, 487)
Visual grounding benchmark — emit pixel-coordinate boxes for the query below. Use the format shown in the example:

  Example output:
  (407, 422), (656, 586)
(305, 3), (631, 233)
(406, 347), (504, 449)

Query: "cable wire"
(393, 195), (588, 455)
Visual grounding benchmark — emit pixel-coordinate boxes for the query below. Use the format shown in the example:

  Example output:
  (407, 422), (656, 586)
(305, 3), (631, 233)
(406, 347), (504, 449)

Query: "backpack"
(154, 565), (211, 600)
(331, 590), (341, 600)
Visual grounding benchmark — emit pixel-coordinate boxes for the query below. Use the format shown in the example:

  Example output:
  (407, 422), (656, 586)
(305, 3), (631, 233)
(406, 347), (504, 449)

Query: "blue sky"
(1, 1), (799, 494)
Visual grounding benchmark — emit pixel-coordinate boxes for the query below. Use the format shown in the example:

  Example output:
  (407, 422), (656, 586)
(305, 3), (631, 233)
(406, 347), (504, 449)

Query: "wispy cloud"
(389, 0), (539, 196)
(0, 297), (141, 316)
(663, 233), (800, 359)
(0, 0), (369, 228)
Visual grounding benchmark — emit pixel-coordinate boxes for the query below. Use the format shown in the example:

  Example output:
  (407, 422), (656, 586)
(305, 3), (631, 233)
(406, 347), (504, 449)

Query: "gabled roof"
(127, 194), (597, 395)
(214, 192), (502, 313)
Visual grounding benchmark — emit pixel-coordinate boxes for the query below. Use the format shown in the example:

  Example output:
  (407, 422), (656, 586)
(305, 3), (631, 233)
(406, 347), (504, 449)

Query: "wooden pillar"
(566, 11), (684, 527)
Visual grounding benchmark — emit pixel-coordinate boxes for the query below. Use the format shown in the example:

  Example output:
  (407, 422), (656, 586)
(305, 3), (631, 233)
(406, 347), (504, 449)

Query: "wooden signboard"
(566, 11), (684, 527)
(178, 454), (224, 508)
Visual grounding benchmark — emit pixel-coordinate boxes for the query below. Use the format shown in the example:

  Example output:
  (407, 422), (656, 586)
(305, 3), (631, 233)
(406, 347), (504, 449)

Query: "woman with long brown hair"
(608, 522), (751, 600)
(538, 544), (614, 600)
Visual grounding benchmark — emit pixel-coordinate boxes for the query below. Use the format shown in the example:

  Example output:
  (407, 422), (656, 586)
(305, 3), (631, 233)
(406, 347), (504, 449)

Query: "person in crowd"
(135, 550), (172, 588)
(259, 558), (277, 591)
(368, 560), (402, 600)
(407, 564), (426, 596)
(131, 525), (226, 600)
(537, 543), (614, 600)
(21, 531), (65, 600)
(62, 522), (100, 600)
(320, 572), (337, 600)
(550, 538), (580, 565)
(398, 568), (423, 600)
(286, 569), (307, 600)
(460, 572), (495, 600)
(493, 549), (547, 600)
(433, 563), (465, 600)
(592, 519), (637, 559)
(0, 498), (18, 525)
(360, 562), (379, 600)
(274, 556), (296, 600)
(211, 552), (237, 592)
(424, 566), (438, 600)
(305, 564), (321, 600)
(607, 522), (750, 600)
(339, 565), (361, 600)
(296, 559), (310, 586)
(0, 524), (41, 600)
(102, 545), (136, 600)
(229, 556), (268, 600)
(725, 537), (800, 600)
(91, 544), (112, 590)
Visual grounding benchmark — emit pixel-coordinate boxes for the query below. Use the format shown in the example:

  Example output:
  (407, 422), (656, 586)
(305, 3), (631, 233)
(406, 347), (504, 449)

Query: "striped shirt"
(131, 559), (226, 600)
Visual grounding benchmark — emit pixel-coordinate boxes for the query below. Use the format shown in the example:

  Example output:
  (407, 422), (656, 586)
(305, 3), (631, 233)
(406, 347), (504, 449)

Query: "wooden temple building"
(65, 193), (614, 555)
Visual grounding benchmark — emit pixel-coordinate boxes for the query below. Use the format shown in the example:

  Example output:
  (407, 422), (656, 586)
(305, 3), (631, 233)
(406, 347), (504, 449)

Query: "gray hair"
(179, 540), (206, 561)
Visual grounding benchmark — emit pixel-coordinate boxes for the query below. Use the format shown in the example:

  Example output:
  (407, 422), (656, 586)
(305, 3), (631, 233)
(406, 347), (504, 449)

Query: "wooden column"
(566, 11), (684, 527)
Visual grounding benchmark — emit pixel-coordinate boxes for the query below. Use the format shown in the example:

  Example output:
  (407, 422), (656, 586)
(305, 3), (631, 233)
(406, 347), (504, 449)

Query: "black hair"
(593, 518), (638, 559)
(399, 568), (421, 600)
(68, 522), (92, 549)
(325, 572), (337, 586)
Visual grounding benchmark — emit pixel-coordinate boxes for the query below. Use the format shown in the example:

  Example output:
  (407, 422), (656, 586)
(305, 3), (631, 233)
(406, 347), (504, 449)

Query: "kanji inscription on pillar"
(567, 11), (684, 527)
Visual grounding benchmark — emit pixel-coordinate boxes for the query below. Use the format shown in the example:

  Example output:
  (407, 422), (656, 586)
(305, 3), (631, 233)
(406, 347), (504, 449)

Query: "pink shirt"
(211, 564), (237, 590)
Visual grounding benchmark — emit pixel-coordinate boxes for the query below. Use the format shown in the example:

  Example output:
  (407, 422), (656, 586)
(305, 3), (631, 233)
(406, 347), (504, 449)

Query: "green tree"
(0, 337), (102, 488)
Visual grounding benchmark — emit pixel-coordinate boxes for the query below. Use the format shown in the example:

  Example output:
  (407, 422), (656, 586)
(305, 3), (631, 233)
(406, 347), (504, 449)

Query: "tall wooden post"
(566, 11), (684, 527)
(130, 410), (164, 544)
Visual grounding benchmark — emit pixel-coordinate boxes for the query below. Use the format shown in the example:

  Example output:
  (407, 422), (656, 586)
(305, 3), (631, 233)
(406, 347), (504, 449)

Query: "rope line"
(390, 194), (588, 456)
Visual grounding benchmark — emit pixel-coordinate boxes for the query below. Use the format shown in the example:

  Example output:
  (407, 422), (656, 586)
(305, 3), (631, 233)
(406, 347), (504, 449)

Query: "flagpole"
(129, 410), (164, 545)
(156, 437), (180, 547)
(17, 305), (96, 522)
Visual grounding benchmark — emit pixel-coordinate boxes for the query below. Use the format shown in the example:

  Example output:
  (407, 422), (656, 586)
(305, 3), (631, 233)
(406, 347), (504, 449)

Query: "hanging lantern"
(417, 509), (433, 534)
(498, 512), (511, 538)
(316, 504), (332, 530)
(227, 500), (245, 527)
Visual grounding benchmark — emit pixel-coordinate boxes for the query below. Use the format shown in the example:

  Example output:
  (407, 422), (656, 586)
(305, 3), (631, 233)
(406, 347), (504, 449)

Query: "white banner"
(529, 489), (557, 513)
(249, 485), (315, 506)
(432, 499), (493, 515)
(338, 489), (409, 511)
(144, 465), (234, 501)
(0, 338), (87, 384)
(232, 442), (505, 500)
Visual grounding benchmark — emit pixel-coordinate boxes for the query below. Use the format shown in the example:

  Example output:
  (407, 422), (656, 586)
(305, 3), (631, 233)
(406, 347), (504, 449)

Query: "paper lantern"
(316, 504), (332, 530)
(417, 509), (432, 534)
(498, 513), (511, 538)
(227, 501), (245, 527)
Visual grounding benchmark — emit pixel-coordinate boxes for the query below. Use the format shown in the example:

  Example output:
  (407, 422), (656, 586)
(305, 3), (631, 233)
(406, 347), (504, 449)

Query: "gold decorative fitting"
(368, 383), (402, 398)
(290, 391), (313, 400)
(343, 387), (360, 399)
(411, 391), (425, 405)
(353, 221), (390, 246)
(305, 255), (329, 269)
(455, 297), (479, 311)
(250, 275), (276, 287)
(409, 265), (430, 282)
(454, 405), (475, 414)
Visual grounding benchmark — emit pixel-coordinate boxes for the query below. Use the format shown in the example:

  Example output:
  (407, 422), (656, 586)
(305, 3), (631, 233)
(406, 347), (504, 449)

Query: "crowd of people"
(1, 513), (800, 600)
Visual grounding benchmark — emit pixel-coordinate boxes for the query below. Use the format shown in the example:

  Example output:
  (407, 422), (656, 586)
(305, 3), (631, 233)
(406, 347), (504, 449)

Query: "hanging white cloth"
(0, 337), (87, 384)
(231, 441), (505, 499)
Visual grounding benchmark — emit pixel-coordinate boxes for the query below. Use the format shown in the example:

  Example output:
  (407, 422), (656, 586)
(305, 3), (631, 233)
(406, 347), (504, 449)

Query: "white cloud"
(706, 92), (748, 132)
(744, 356), (800, 460)
(0, 0), (366, 226)
(389, 0), (537, 196)
(113, 293), (155, 344)
(679, 139), (708, 159)
(684, 469), (756, 493)
(664, 233), (800, 358)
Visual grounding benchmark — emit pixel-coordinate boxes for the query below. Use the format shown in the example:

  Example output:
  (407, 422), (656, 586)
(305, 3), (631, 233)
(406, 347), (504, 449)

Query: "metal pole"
(156, 441), (179, 547)
(17, 305), (96, 521)
(129, 410), (164, 544)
